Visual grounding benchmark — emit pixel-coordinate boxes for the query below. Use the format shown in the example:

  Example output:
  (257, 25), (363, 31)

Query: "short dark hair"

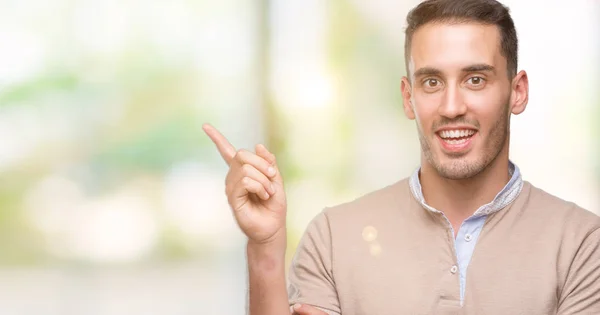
(405, 0), (518, 78)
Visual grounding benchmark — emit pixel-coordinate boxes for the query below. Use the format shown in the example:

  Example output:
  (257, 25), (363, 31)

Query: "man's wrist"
(247, 229), (287, 272)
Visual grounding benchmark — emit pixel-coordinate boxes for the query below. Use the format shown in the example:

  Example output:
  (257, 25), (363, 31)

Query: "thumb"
(255, 144), (283, 184)
(292, 304), (329, 315)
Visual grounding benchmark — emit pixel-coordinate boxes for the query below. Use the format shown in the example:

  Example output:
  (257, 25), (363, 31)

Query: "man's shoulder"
(321, 177), (413, 224)
(524, 181), (600, 230)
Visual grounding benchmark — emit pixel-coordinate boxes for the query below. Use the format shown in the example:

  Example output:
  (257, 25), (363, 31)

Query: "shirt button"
(450, 265), (458, 274)
(465, 234), (473, 242)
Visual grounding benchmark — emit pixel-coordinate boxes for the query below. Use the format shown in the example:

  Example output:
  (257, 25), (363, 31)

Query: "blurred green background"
(0, 0), (598, 314)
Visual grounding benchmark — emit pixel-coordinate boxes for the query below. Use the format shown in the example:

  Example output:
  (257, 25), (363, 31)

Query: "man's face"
(402, 22), (525, 180)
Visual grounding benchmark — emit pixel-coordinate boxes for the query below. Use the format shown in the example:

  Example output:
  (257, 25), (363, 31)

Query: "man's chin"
(432, 158), (483, 180)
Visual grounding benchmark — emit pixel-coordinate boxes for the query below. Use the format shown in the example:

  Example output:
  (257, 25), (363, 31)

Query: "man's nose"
(437, 85), (467, 119)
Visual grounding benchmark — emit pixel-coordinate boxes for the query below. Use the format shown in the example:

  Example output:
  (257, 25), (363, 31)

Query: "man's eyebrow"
(412, 64), (496, 79)
(462, 64), (496, 74)
(413, 67), (443, 78)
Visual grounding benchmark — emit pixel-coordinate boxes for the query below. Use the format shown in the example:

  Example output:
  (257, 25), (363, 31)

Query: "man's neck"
(419, 153), (511, 227)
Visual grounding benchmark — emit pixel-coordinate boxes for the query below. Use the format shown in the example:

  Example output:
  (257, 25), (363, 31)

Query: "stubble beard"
(418, 106), (510, 180)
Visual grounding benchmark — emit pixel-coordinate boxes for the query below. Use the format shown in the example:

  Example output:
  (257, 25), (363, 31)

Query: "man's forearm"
(247, 232), (290, 315)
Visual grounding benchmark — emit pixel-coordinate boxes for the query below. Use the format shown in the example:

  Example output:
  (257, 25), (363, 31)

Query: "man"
(203, 0), (600, 314)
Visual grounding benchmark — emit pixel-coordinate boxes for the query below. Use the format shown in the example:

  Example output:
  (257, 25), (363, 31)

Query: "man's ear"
(401, 77), (416, 120)
(510, 70), (529, 115)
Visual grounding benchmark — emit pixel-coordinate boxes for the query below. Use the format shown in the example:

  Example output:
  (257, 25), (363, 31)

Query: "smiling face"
(401, 22), (528, 180)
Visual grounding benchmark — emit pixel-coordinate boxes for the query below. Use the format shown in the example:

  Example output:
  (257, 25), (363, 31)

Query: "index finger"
(202, 123), (236, 165)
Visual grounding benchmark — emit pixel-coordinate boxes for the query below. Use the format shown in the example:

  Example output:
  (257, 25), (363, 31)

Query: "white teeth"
(445, 138), (468, 145)
(440, 129), (475, 139)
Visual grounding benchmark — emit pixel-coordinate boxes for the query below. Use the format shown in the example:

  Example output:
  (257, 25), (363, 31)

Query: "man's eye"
(468, 77), (484, 85)
(425, 79), (439, 87)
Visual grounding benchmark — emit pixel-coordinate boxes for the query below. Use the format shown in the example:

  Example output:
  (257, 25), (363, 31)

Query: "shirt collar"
(409, 161), (523, 217)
